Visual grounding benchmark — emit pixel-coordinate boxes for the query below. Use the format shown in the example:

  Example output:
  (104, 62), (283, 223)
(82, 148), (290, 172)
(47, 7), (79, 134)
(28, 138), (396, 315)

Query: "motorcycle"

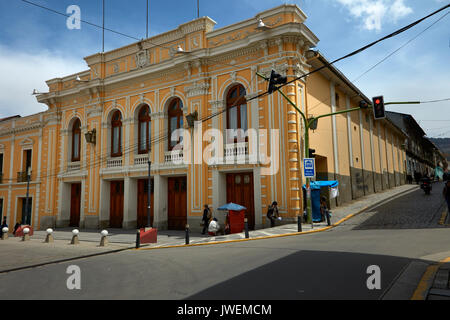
(420, 178), (432, 195)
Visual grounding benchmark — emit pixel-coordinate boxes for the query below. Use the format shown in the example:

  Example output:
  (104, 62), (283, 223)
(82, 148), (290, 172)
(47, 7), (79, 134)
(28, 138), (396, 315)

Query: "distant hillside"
(430, 138), (450, 161)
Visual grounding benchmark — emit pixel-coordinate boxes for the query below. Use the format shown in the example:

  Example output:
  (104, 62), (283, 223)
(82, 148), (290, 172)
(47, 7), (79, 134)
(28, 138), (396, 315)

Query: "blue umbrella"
(217, 202), (247, 211)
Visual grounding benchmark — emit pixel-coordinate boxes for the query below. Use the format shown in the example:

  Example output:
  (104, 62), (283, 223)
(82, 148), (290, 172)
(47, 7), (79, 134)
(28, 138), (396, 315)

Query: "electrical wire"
(353, 11), (450, 83)
(9, 1), (450, 182)
(276, 3), (450, 91)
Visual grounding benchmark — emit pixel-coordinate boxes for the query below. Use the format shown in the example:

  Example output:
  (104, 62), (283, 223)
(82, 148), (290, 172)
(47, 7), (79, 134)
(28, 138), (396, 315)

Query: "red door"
(226, 172), (255, 229)
(137, 179), (154, 228)
(110, 181), (124, 228)
(70, 183), (81, 227)
(167, 177), (187, 230)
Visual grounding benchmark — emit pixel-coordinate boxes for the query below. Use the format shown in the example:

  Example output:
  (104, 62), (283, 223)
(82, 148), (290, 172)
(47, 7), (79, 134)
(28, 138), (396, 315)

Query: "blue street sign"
(303, 158), (315, 178)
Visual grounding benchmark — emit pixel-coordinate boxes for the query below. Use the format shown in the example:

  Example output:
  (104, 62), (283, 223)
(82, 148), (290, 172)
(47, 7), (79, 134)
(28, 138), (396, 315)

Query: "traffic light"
(268, 70), (287, 94)
(372, 96), (385, 119)
(308, 148), (316, 158)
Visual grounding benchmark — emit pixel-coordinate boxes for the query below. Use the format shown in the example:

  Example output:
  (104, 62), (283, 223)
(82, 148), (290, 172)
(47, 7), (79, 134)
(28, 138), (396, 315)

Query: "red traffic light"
(372, 96), (385, 120)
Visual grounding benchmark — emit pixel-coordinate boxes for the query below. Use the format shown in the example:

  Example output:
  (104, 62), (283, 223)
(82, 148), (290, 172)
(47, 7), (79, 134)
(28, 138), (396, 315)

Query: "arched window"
(168, 99), (183, 151)
(72, 119), (81, 162)
(111, 111), (122, 157)
(226, 84), (247, 143)
(138, 105), (151, 154)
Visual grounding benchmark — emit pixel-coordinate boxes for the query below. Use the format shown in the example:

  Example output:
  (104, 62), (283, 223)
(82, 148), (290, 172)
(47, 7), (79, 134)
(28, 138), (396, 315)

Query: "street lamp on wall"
(85, 128), (96, 144)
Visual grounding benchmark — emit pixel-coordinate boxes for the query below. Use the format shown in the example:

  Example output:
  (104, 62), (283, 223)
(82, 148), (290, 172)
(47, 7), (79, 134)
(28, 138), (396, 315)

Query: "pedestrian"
(208, 217), (224, 236)
(266, 201), (279, 228)
(13, 221), (21, 235)
(320, 197), (328, 222)
(201, 204), (212, 235)
(407, 174), (413, 184)
(444, 180), (450, 213)
(0, 217), (7, 238)
(414, 171), (420, 185)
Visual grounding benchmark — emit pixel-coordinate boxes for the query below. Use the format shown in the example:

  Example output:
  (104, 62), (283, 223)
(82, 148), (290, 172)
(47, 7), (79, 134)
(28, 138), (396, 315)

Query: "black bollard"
(136, 229), (141, 249)
(185, 224), (190, 245)
(244, 218), (249, 239)
(298, 216), (302, 232)
(326, 211), (331, 226)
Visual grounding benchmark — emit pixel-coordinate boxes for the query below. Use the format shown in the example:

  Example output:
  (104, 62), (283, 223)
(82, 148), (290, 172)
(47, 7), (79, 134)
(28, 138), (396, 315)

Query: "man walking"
(267, 201), (279, 228)
(201, 204), (212, 235)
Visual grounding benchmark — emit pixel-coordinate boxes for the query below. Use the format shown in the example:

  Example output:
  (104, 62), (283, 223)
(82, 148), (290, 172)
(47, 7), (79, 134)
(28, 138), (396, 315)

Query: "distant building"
(386, 111), (446, 178)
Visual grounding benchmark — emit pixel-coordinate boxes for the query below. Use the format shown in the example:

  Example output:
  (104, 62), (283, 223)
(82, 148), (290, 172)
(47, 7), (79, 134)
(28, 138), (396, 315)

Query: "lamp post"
(256, 72), (364, 226)
(24, 166), (31, 225)
(147, 151), (152, 229)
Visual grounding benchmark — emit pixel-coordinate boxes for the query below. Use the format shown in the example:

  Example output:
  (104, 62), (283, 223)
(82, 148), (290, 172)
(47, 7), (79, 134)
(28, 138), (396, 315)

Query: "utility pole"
(257, 72), (364, 226)
(147, 152), (152, 229)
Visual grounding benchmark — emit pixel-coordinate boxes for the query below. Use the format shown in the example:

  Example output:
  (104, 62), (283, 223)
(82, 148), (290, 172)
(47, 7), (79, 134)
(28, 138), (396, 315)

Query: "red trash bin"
(229, 210), (245, 234)
(140, 228), (157, 244)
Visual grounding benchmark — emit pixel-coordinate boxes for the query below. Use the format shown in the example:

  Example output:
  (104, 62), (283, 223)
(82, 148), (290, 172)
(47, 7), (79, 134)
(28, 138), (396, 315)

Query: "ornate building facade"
(0, 4), (407, 231)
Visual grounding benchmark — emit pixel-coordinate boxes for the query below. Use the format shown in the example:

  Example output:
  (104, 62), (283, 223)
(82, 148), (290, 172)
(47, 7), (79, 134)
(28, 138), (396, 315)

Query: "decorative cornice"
(184, 82), (210, 98)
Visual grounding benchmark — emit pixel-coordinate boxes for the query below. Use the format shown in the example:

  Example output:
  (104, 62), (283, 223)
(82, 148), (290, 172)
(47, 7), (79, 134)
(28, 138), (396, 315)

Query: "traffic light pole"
(257, 71), (364, 225)
(277, 89), (362, 225)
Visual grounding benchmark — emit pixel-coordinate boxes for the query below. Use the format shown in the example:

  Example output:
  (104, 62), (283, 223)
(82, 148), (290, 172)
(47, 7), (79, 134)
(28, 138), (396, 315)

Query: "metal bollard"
(185, 224), (190, 245)
(136, 229), (141, 249)
(244, 218), (249, 239)
(100, 230), (109, 247)
(71, 229), (80, 245)
(298, 216), (302, 232)
(1, 227), (9, 240)
(22, 228), (31, 241)
(326, 211), (331, 226)
(45, 228), (54, 243)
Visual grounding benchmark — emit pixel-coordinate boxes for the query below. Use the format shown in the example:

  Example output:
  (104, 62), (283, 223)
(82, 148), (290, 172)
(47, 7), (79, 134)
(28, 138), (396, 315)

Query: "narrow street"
(1, 183), (449, 300)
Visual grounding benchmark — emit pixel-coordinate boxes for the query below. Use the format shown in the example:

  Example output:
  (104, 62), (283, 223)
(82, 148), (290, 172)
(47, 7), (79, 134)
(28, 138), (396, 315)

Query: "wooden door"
(167, 177), (187, 230)
(137, 179), (154, 228)
(110, 181), (124, 228)
(69, 183), (81, 227)
(226, 172), (255, 229)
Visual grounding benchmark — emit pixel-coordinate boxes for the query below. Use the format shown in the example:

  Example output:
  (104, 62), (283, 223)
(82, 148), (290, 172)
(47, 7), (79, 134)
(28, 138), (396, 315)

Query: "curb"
(411, 257), (450, 300)
(137, 185), (419, 251)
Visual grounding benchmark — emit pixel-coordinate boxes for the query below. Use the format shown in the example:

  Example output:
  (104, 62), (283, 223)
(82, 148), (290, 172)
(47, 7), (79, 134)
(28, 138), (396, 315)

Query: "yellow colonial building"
(0, 4), (407, 231)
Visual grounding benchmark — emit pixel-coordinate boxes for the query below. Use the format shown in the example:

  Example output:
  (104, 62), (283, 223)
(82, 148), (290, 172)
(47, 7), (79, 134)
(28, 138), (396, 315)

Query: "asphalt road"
(1, 185), (449, 300)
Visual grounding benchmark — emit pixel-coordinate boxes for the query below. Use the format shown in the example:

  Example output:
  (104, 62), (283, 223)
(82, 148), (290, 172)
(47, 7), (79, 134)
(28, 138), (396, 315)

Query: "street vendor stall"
(302, 181), (339, 222)
(217, 202), (247, 234)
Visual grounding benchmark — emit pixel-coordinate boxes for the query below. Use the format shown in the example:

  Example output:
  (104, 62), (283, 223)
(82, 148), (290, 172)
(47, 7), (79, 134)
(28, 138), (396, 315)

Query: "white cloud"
(0, 46), (86, 118)
(334, 0), (413, 31)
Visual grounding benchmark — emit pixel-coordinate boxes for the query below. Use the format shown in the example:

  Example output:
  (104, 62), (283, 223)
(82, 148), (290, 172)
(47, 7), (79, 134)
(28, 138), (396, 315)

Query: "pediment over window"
(19, 138), (34, 147)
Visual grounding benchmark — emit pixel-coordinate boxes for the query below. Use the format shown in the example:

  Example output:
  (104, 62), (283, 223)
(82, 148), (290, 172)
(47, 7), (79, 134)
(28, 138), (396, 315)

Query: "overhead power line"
(353, 11), (450, 82)
(277, 3), (450, 91)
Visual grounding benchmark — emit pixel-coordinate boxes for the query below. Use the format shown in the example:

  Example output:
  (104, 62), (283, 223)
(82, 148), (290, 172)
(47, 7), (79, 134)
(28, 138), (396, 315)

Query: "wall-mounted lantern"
(186, 111), (198, 128)
(85, 128), (96, 144)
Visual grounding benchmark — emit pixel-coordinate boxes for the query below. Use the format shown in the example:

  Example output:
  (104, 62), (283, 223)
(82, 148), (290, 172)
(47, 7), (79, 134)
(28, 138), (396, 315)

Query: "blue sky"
(0, 0), (449, 137)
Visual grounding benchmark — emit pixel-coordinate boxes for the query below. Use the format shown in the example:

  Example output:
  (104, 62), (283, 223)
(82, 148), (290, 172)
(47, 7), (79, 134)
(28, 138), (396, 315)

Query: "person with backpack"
(267, 201), (279, 228)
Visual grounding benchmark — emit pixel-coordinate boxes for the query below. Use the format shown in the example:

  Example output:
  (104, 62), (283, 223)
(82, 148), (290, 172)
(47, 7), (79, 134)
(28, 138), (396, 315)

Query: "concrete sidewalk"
(0, 184), (418, 272)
